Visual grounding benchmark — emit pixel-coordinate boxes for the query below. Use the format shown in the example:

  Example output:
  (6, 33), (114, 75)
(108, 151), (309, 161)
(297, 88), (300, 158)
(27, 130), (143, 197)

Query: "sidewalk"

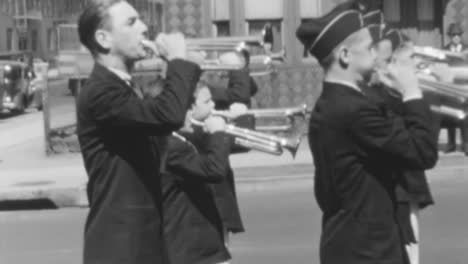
(0, 137), (312, 208)
(1, 135), (468, 209)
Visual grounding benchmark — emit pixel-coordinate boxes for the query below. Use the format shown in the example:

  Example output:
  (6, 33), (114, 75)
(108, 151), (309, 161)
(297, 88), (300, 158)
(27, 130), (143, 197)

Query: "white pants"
(405, 202), (420, 264)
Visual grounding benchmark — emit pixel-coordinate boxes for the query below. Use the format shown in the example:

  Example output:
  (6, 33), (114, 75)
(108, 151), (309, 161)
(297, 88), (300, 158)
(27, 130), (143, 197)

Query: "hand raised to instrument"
(373, 69), (395, 88)
(204, 116), (226, 133)
(387, 58), (422, 101)
(186, 50), (207, 66)
(155, 32), (187, 61)
(211, 103), (248, 120)
(141, 39), (166, 59)
(229, 103), (248, 118)
(219, 52), (246, 67)
(429, 63), (455, 83)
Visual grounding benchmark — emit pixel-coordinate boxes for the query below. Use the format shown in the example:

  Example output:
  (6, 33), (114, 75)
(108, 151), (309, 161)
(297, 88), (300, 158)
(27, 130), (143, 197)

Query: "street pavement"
(1, 175), (468, 264)
(1, 77), (468, 209)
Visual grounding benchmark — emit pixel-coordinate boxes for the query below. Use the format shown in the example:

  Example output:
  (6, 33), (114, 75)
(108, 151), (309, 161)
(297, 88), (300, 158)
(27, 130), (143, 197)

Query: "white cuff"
(403, 93), (423, 102)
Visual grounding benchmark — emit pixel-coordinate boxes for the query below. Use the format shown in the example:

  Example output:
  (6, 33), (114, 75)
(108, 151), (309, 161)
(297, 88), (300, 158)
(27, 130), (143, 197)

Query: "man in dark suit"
(162, 82), (233, 264)
(442, 23), (468, 154)
(76, 1), (201, 263)
(208, 52), (259, 109)
(296, 8), (438, 264)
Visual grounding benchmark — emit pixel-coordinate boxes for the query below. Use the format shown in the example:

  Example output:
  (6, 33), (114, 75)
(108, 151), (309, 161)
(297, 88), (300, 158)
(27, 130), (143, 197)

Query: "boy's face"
(191, 87), (215, 121)
(394, 42), (416, 67)
(375, 39), (393, 71)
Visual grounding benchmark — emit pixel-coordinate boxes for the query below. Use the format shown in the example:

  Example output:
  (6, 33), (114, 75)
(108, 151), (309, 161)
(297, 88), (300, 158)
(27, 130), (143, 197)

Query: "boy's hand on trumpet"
(229, 103), (248, 118)
(204, 116), (226, 133)
(429, 63), (455, 83)
(212, 103), (248, 120)
(219, 52), (246, 68)
(186, 50), (207, 66)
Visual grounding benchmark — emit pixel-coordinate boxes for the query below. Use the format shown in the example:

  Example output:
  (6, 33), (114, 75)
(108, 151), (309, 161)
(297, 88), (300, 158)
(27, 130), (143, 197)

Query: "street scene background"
(2, 0), (468, 264)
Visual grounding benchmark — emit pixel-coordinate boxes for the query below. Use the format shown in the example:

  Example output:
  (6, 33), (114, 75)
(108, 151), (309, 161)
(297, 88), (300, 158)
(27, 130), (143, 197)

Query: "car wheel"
(11, 94), (26, 114)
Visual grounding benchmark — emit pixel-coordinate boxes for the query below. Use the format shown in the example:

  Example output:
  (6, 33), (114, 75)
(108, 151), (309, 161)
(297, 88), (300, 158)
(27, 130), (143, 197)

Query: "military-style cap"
(296, 10), (364, 62)
(362, 10), (385, 42)
(381, 28), (403, 51)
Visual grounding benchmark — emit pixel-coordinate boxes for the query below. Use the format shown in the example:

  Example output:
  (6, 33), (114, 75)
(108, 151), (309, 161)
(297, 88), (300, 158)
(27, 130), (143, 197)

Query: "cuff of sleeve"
(403, 92), (423, 102)
(402, 99), (430, 115)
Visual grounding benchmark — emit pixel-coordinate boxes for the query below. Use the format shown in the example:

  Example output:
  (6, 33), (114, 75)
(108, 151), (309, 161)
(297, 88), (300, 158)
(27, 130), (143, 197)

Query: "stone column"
(229, 0), (246, 36)
(283, 0), (301, 64)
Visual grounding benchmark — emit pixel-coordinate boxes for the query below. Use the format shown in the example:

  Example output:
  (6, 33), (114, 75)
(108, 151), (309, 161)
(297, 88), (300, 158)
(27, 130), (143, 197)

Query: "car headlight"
(3, 65), (11, 72)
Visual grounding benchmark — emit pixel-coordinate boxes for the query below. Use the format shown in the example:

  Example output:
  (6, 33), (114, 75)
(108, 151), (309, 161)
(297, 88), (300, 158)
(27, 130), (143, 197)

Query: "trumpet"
(413, 46), (466, 62)
(244, 104), (309, 118)
(190, 118), (302, 157)
(212, 104), (310, 132)
(418, 76), (468, 104)
(186, 36), (264, 52)
(417, 76), (468, 120)
(140, 39), (245, 71)
(135, 56), (245, 72)
(430, 105), (466, 120)
(211, 104), (309, 119)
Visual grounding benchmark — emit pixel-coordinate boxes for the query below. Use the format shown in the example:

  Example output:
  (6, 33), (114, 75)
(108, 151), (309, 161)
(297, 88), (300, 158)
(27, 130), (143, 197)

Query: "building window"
(6, 28), (13, 51)
(213, 20), (230, 37)
(47, 28), (57, 51)
(247, 19), (282, 54)
(31, 29), (38, 51)
(383, 0), (439, 31)
(19, 35), (28, 51)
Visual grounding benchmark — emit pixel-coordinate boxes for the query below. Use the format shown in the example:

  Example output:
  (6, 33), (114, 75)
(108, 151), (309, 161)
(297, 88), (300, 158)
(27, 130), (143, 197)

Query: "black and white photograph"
(0, 0), (468, 263)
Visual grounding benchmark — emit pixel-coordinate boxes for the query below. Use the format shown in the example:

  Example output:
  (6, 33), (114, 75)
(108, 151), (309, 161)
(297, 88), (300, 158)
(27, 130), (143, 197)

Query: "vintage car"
(0, 60), (42, 113)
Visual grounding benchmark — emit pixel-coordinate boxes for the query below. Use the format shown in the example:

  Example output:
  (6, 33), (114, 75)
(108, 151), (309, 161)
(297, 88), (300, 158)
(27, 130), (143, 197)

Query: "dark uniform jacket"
(162, 132), (231, 264)
(202, 69), (255, 233)
(208, 69), (258, 108)
(363, 83), (435, 208)
(188, 127), (246, 234)
(308, 82), (438, 264)
(77, 60), (201, 264)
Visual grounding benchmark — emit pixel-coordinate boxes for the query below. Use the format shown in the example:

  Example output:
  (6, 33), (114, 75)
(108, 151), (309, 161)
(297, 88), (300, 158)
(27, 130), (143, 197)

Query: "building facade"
(0, 0), (163, 60)
(0, 0), (464, 108)
(0, 0), (457, 61)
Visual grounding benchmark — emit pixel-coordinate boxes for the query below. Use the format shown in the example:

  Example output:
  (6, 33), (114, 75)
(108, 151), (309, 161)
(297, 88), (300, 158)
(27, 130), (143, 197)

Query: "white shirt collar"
(107, 67), (132, 82)
(325, 79), (362, 93)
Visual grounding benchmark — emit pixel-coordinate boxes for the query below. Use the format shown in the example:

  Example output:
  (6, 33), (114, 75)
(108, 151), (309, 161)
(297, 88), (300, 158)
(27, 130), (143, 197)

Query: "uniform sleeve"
(166, 132), (230, 183)
(350, 99), (438, 170)
(89, 59), (201, 134)
(209, 69), (251, 105)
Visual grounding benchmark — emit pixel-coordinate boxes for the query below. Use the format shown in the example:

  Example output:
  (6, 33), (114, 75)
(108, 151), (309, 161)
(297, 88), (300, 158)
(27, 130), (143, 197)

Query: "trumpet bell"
(430, 105), (466, 120)
(416, 76), (468, 121)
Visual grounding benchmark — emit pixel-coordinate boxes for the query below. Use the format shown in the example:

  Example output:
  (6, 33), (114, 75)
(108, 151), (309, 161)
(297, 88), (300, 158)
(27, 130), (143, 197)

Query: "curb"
(0, 159), (467, 210)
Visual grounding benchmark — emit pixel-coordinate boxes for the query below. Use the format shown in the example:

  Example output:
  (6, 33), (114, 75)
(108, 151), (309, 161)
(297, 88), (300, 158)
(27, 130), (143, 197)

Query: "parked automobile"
(0, 60), (42, 113)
